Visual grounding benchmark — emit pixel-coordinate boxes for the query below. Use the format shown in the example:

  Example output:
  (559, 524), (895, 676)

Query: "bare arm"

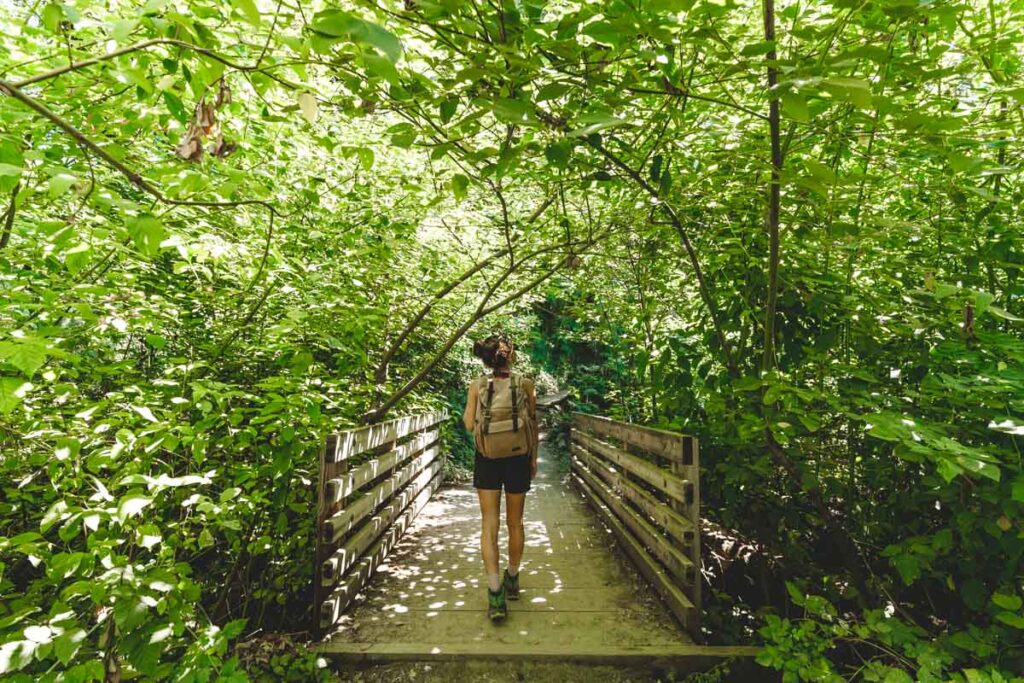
(463, 381), (478, 431)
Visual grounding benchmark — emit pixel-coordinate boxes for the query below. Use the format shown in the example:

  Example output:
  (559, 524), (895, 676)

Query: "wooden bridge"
(311, 405), (760, 677)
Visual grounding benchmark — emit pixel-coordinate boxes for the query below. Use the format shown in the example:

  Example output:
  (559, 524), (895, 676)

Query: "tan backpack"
(473, 374), (535, 459)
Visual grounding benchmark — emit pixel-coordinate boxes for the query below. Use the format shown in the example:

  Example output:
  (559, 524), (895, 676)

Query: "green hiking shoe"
(487, 586), (507, 622)
(503, 569), (520, 600)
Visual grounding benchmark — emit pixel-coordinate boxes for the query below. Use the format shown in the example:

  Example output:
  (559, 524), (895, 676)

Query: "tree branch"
(372, 192), (557, 384)
(584, 137), (738, 376)
(0, 77), (279, 217)
(762, 0), (782, 374)
(12, 38), (282, 88)
(0, 182), (20, 251)
(364, 231), (608, 423)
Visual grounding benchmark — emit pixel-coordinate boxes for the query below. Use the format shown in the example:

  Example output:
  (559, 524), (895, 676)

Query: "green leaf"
(297, 92), (318, 124)
(536, 82), (570, 102)
(163, 91), (188, 123)
(544, 142), (570, 169)
(48, 172), (77, 199)
(117, 495), (153, 522)
(805, 159), (836, 185)
(54, 628), (86, 665)
(581, 21), (621, 48)
(0, 338), (48, 377)
(0, 163), (23, 180)
(360, 21), (402, 64)
(232, 0), (261, 26)
(992, 592), (1022, 611)
(0, 376), (31, 414)
(822, 77), (872, 109)
(439, 97), (458, 124)
(492, 97), (534, 124)
(1012, 475), (1024, 503)
(64, 242), (92, 274)
(362, 54), (400, 84)
(986, 305), (1022, 321)
(127, 214), (165, 257)
(0, 640), (36, 674)
(882, 669), (914, 683)
(974, 290), (995, 317)
(658, 167), (672, 195)
(891, 554), (920, 586)
(650, 154), (663, 182)
(40, 500), (67, 533)
(313, 11), (402, 63)
(995, 612), (1024, 629)
(132, 405), (159, 422)
(113, 595), (149, 631)
(111, 18), (139, 42)
(785, 581), (804, 605)
(733, 376), (763, 391)
(567, 112), (628, 138)
(780, 91), (809, 123)
(41, 3), (64, 33)
(451, 174), (469, 200)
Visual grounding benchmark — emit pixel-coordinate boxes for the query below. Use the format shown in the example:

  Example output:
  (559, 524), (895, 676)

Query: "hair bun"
(471, 335), (511, 369)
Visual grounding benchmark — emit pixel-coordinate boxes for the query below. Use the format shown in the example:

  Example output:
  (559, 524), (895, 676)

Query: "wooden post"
(674, 436), (701, 637)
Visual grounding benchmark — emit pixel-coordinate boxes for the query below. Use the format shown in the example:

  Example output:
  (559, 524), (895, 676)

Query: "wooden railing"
(314, 409), (448, 637)
(569, 412), (701, 636)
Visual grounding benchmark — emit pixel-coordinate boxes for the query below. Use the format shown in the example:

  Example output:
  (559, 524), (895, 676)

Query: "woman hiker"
(462, 334), (539, 622)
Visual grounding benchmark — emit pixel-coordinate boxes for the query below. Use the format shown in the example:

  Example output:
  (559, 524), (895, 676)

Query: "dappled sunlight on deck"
(322, 440), (691, 652)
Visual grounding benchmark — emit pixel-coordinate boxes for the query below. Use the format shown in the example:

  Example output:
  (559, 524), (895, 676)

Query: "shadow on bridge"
(313, 411), (761, 678)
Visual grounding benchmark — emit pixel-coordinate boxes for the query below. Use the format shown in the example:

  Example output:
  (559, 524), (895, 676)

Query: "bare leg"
(478, 489), (501, 588)
(505, 492), (526, 574)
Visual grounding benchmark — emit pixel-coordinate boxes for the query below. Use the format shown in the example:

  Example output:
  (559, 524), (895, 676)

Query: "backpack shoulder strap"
(510, 374), (519, 433)
(482, 377), (495, 434)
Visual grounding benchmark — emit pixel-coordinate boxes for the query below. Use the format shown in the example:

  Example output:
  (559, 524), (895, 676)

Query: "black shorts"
(473, 452), (531, 494)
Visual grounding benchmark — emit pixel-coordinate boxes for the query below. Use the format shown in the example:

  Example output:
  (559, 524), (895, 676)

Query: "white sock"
(487, 572), (501, 592)
(507, 565), (519, 578)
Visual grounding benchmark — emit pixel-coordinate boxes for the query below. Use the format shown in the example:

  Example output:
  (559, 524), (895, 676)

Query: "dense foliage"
(1, 0), (1022, 680)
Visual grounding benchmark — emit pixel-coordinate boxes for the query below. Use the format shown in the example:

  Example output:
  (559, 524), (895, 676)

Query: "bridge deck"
(318, 436), (696, 659)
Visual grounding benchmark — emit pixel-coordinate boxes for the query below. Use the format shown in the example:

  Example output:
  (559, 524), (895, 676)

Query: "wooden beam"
(570, 468), (698, 632)
(324, 429), (439, 504)
(571, 443), (695, 550)
(572, 412), (694, 465)
(572, 430), (692, 506)
(322, 444), (441, 544)
(319, 469), (443, 629)
(321, 460), (443, 587)
(325, 410), (447, 463)
(572, 453), (696, 587)
(312, 641), (763, 678)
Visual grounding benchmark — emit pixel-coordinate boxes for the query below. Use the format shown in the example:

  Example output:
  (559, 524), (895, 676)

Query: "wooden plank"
(319, 469), (443, 629)
(313, 436), (342, 641)
(572, 412), (693, 464)
(571, 468), (698, 632)
(686, 438), (702, 616)
(536, 390), (570, 408)
(313, 641), (761, 669)
(325, 410), (447, 463)
(571, 443), (695, 549)
(572, 453), (696, 587)
(322, 444), (441, 544)
(325, 611), (688, 647)
(572, 430), (692, 506)
(324, 428), (438, 504)
(321, 460), (443, 587)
